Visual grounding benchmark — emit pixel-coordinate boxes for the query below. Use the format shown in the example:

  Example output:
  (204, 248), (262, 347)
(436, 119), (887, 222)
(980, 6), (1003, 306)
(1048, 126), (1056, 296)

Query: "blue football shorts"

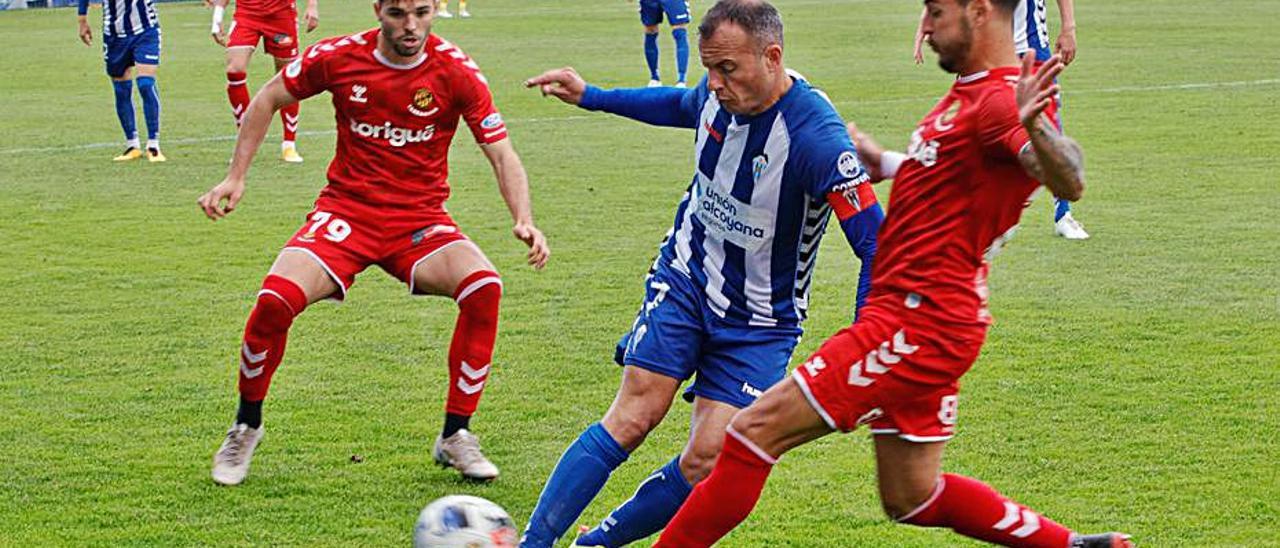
(614, 265), (802, 409)
(103, 27), (161, 78)
(638, 0), (692, 27)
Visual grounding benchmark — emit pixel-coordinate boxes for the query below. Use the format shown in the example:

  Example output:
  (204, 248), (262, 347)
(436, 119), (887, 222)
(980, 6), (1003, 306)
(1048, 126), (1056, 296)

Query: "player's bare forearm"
(482, 139), (534, 225)
(1020, 117), (1085, 202)
(1055, 0), (1077, 32)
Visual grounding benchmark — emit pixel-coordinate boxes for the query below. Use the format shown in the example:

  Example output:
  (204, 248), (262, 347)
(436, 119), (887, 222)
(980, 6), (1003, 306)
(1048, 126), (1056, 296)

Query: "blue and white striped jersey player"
(521, 2), (882, 546)
(77, 0), (166, 162)
(915, 0), (1088, 239)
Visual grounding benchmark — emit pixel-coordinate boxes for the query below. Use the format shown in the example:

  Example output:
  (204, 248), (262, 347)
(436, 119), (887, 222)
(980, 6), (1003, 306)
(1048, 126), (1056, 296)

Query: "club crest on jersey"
(837, 150), (866, 180)
(751, 153), (770, 182)
(408, 88), (438, 117)
(934, 99), (962, 132)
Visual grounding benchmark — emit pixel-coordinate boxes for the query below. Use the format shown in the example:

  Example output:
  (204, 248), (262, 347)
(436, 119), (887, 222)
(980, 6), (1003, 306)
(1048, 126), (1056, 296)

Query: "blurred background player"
(657, 1), (1130, 546)
(916, 0), (1088, 239)
(636, 0), (692, 87)
(520, 1), (881, 545)
(77, 0), (165, 162)
(436, 0), (467, 18)
(199, 0), (549, 486)
(210, 0), (319, 162)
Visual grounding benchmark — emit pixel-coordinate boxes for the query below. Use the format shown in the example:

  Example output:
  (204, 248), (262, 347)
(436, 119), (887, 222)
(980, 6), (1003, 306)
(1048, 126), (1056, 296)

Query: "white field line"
(3, 78), (1275, 156)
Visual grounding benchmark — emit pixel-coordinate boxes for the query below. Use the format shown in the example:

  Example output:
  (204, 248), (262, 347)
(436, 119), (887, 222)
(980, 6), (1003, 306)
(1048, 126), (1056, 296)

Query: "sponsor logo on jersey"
(349, 119), (436, 147)
(703, 119), (723, 143)
(906, 127), (940, 168)
(350, 84), (368, 104)
(695, 183), (768, 248)
(480, 113), (504, 130)
(411, 224), (457, 245)
(408, 88), (438, 117)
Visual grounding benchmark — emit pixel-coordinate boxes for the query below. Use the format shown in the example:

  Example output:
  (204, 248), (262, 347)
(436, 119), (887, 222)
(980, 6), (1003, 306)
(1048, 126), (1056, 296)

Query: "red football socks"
(280, 101), (299, 143)
(238, 275), (308, 402)
(226, 71), (250, 128)
(900, 473), (1073, 547)
(656, 428), (777, 547)
(445, 270), (502, 417)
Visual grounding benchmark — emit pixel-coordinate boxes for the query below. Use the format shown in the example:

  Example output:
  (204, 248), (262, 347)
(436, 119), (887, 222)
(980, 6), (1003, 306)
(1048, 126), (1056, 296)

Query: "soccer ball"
(413, 495), (518, 548)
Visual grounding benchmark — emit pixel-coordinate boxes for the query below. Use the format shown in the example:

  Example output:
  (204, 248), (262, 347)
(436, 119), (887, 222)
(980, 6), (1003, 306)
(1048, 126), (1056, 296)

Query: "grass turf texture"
(1, 0), (1277, 545)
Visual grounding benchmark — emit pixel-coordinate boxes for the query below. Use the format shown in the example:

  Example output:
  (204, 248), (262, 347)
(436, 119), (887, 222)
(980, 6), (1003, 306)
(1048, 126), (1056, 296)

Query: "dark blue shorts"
(103, 27), (161, 78)
(614, 266), (802, 408)
(638, 0), (691, 27)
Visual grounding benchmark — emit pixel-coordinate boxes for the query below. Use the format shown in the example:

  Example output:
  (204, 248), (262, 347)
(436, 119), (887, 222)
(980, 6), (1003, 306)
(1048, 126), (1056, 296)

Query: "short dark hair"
(957, 0), (1020, 13)
(698, 0), (784, 50)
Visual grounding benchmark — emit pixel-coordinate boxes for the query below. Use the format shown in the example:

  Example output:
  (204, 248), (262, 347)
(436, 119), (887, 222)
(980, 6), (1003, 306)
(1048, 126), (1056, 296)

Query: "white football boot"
(647, 79), (663, 88)
(212, 423), (264, 486)
(459, 7), (471, 17)
(1054, 212), (1091, 240)
(433, 429), (499, 481)
(437, 7), (453, 18)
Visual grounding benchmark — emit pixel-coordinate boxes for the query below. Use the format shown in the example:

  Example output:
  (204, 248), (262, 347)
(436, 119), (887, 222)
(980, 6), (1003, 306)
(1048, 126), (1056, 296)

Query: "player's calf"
(211, 275), (308, 486)
(435, 270), (502, 480)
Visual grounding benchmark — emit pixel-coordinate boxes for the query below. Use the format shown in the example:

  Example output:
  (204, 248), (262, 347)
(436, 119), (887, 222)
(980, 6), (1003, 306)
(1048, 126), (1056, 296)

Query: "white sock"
(147, 139), (160, 150)
(126, 138), (141, 149)
(282, 140), (296, 150)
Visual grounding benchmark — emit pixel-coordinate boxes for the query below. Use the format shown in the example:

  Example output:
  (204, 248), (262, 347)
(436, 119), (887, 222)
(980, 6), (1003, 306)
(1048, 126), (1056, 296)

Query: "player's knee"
(602, 409), (661, 450)
(250, 275), (308, 332)
(678, 444), (720, 484)
(225, 57), (248, 74)
(879, 481), (937, 520)
(644, 26), (660, 35)
(454, 270), (502, 315)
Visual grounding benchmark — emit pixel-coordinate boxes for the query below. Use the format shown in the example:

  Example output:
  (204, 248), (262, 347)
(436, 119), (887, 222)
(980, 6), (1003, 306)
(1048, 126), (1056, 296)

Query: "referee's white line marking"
(3, 79), (1274, 156)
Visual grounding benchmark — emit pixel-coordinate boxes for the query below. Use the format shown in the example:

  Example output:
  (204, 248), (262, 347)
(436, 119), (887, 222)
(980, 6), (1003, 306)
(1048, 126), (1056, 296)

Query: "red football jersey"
(282, 29), (508, 216)
(232, 0), (295, 19)
(870, 67), (1039, 326)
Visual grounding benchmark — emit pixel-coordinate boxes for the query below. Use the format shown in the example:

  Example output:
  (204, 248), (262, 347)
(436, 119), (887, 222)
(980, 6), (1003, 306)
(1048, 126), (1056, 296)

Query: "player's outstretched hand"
(846, 121), (887, 183)
(212, 27), (227, 46)
(513, 222), (549, 270)
(198, 179), (245, 221)
(78, 18), (93, 46)
(303, 5), (319, 32)
(1016, 53), (1064, 129)
(524, 67), (587, 106)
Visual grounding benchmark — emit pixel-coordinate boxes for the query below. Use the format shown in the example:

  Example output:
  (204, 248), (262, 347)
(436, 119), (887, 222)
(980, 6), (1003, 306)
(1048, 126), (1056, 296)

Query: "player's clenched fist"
(198, 179), (245, 220)
(513, 222), (550, 270)
(524, 67), (586, 105)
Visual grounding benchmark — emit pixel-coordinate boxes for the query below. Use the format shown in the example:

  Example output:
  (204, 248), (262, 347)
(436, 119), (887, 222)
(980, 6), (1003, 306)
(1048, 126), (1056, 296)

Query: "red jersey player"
(657, 1), (1131, 547)
(199, 0), (549, 485)
(210, 0), (319, 162)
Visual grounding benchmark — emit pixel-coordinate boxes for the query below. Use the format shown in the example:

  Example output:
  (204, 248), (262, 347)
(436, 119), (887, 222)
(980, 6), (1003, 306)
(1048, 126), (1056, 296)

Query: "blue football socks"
(521, 423), (629, 547)
(111, 79), (137, 143)
(576, 455), (692, 547)
(1054, 198), (1071, 222)
(136, 76), (161, 143)
(644, 32), (660, 81)
(672, 28), (689, 84)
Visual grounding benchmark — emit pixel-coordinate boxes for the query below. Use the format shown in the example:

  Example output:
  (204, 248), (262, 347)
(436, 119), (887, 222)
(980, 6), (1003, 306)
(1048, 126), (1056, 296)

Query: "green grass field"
(2, 0), (1278, 545)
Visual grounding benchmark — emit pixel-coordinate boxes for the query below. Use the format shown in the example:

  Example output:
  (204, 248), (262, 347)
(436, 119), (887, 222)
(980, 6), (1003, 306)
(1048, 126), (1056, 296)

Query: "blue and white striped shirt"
(78, 0), (159, 38)
(581, 76), (874, 327)
(1014, 0), (1051, 60)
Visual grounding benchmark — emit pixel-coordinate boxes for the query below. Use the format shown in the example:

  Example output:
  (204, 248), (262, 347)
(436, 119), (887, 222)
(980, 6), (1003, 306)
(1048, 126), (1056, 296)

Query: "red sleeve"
(457, 67), (508, 145)
(826, 182), (879, 221)
(977, 86), (1031, 160)
(281, 42), (333, 102)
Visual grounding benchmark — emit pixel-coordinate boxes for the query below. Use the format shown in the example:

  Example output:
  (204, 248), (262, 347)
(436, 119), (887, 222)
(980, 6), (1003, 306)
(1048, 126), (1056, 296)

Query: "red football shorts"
(227, 11), (299, 59)
(282, 197), (469, 300)
(792, 293), (987, 442)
